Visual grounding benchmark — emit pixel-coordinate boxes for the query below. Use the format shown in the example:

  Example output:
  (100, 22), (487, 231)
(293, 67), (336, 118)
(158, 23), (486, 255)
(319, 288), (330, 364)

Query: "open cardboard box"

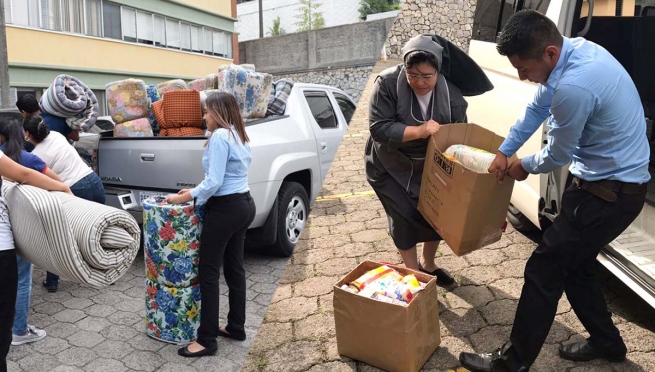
(418, 123), (516, 256)
(333, 261), (441, 372)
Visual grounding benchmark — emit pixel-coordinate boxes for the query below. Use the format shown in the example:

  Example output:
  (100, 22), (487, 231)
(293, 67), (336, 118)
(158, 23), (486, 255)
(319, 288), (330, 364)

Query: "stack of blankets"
(40, 74), (99, 132)
(106, 78), (193, 137)
(105, 63), (296, 138)
(143, 196), (205, 344)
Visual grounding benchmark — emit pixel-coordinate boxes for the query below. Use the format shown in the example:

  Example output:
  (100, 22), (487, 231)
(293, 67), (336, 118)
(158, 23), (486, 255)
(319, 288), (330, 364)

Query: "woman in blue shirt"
(0, 120), (63, 347)
(165, 92), (255, 358)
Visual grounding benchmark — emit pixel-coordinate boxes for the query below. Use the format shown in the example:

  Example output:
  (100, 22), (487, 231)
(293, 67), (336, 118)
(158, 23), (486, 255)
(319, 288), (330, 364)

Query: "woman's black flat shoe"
(177, 345), (218, 358)
(218, 328), (246, 341)
(418, 264), (456, 286)
(42, 280), (58, 293)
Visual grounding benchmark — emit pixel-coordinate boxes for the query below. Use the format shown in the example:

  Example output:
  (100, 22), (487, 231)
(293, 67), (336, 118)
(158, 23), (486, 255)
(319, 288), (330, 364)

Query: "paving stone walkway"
(7, 251), (289, 372)
(242, 59), (655, 372)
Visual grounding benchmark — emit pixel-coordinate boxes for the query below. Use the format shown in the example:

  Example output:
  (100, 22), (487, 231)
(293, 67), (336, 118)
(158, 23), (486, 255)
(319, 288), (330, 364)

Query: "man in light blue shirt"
(460, 10), (650, 372)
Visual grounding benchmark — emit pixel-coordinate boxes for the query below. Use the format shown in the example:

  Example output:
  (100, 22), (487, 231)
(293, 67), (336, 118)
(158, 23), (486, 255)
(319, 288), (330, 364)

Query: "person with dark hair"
(165, 92), (255, 357)
(460, 10), (650, 372)
(0, 119), (62, 347)
(23, 114), (105, 293)
(364, 34), (493, 285)
(15, 94), (79, 142)
(0, 147), (70, 372)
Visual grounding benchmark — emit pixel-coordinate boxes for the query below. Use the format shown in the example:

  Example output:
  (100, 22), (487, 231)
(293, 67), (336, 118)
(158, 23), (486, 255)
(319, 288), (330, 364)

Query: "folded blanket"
(268, 78), (294, 116)
(146, 84), (161, 135)
(216, 65), (274, 119)
(106, 79), (149, 124)
(161, 90), (203, 128)
(114, 118), (154, 138)
(151, 100), (167, 129)
(143, 196), (204, 288)
(156, 79), (188, 96)
(187, 79), (207, 92)
(40, 74), (99, 132)
(145, 278), (201, 344)
(2, 182), (140, 288)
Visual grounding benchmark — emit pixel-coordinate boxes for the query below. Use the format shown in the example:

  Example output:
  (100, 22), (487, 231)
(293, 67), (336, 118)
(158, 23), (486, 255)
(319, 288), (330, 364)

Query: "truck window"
(333, 93), (356, 124)
(304, 91), (338, 129)
(472, 0), (551, 42)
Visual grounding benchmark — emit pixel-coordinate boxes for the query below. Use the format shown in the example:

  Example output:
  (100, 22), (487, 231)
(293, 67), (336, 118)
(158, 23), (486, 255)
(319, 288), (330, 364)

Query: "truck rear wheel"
(271, 181), (309, 257)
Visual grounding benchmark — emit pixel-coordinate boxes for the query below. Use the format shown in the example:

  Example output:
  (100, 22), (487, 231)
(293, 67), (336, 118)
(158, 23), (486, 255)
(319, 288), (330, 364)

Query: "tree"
(295, 0), (325, 32)
(0, 0), (10, 108)
(267, 16), (286, 36)
(358, 0), (401, 21)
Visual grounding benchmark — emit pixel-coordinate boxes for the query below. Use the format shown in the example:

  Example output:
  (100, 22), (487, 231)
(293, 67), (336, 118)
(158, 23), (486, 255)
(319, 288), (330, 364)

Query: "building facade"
(4, 0), (238, 114)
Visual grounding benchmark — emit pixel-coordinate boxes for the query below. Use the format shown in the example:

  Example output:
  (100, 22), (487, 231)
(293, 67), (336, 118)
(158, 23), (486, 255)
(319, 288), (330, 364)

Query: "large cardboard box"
(418, 123), (515, 256)
(333, 261), (441, 372)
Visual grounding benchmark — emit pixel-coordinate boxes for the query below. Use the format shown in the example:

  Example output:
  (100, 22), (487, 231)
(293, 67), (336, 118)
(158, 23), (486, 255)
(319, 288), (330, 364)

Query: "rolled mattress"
(2, 182), (140, 288)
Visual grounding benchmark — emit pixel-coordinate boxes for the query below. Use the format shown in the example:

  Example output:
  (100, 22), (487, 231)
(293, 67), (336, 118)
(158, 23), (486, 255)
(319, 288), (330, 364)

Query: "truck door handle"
(320, 142), (327, 152)
(140, 153), (155, 162)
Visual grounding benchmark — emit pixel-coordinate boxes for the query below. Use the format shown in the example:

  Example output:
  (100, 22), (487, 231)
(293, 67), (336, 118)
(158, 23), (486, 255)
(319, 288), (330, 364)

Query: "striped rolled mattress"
(2, 182), (140, 288)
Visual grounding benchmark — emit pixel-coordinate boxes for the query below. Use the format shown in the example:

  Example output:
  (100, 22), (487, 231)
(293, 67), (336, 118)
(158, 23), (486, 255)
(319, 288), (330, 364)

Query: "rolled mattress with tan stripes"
(2, 182), (140, 288)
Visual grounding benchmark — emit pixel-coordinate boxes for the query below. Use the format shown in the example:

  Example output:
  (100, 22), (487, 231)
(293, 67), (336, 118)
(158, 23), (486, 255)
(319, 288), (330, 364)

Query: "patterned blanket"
(40, 74), (99, 132)
(214, 65), (273, 119)
(2, 182), (140, 288)
(268, 78), (294, 116)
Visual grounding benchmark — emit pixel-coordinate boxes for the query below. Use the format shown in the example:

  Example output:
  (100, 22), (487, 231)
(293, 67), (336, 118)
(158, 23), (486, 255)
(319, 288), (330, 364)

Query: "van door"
(465, 0), (554, 227)
(550, 0), (655, 303)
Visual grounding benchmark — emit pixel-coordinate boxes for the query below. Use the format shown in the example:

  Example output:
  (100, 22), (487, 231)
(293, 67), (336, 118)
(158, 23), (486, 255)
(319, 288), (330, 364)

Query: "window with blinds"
(191, 25), (201, 53)
(121, 7), (136, 42)
(203, 28), (212, 55)
(40, 0), (62, 31)
(166, 18), (180, 48)
(4, 0), (12, 24)
(136, 11), (154, 45)
(154, 15), (165, 46)
(60, 0), (84, 34)
(180, 22), (191, 51)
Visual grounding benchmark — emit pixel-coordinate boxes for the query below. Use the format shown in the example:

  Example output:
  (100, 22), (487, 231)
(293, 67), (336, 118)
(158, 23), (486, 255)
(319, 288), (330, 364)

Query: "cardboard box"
(418, 123), (515, 256)
(333, 261), (441, 372)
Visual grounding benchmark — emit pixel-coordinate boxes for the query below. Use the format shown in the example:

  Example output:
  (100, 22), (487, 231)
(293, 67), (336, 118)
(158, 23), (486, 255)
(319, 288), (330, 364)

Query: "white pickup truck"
(465, 0), (655, 306)
(79, 83), (356, 257)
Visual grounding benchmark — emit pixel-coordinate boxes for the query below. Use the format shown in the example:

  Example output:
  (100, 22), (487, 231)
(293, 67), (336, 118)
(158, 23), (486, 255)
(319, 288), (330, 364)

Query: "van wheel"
(271, 182), (309, 257)
(507, 204), (538, 233)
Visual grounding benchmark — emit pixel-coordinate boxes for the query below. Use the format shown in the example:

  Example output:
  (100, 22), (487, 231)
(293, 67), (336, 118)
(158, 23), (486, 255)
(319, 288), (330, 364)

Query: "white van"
(466, 0), (655, 307)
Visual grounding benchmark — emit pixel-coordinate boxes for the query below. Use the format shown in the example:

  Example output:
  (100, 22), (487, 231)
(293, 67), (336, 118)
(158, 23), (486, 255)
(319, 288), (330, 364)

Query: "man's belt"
(573, 177), (647, 202)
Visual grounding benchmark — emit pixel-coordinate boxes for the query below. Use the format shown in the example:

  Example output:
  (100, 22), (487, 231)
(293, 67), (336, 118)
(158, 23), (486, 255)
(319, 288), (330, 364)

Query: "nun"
(365, 34), (493, 286)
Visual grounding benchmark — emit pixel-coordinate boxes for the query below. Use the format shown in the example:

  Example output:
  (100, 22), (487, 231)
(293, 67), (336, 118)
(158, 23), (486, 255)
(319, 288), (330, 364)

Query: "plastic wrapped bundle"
(106, 79), (149, 124)
(187, 79), (207, 92)
(205, 73), (219, 90)
(267, 78), (294, 116)
(444, 144), (495, 173)
(156, 79), (188, 96)
(113, 118), (154, 138)
(158, 127), (205, 137)
(145, 278), (201, 344)
(142, 196), (205, 288)
(216, 65), (274, 119)
(146, 84), (161, 135)
(218, 63), (256, 72)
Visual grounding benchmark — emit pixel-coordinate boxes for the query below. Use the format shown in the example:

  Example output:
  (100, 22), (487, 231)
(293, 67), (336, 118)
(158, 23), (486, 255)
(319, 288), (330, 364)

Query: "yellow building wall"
(177, 0), (232, 17)
(581, 0), (636, 16)
(7, 27), (231, 80)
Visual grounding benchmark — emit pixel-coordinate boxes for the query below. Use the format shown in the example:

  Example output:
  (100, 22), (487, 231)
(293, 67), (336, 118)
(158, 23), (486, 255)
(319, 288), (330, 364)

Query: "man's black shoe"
(559, 340), (626, 363)
(459, 349), (510, 372)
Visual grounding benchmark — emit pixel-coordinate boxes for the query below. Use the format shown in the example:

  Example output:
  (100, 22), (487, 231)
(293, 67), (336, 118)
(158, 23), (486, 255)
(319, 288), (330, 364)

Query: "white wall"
(236, 0), (361, 41)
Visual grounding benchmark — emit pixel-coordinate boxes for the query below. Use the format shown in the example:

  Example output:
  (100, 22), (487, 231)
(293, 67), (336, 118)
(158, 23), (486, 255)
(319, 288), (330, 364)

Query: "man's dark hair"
(404, 51), (439, 71)
(16, 94), (40, 114)
(496, 10), (563, 59)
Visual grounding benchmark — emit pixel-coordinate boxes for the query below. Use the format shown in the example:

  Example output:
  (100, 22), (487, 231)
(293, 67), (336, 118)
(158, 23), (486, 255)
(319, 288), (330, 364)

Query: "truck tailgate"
(99, 137), (205, 190)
